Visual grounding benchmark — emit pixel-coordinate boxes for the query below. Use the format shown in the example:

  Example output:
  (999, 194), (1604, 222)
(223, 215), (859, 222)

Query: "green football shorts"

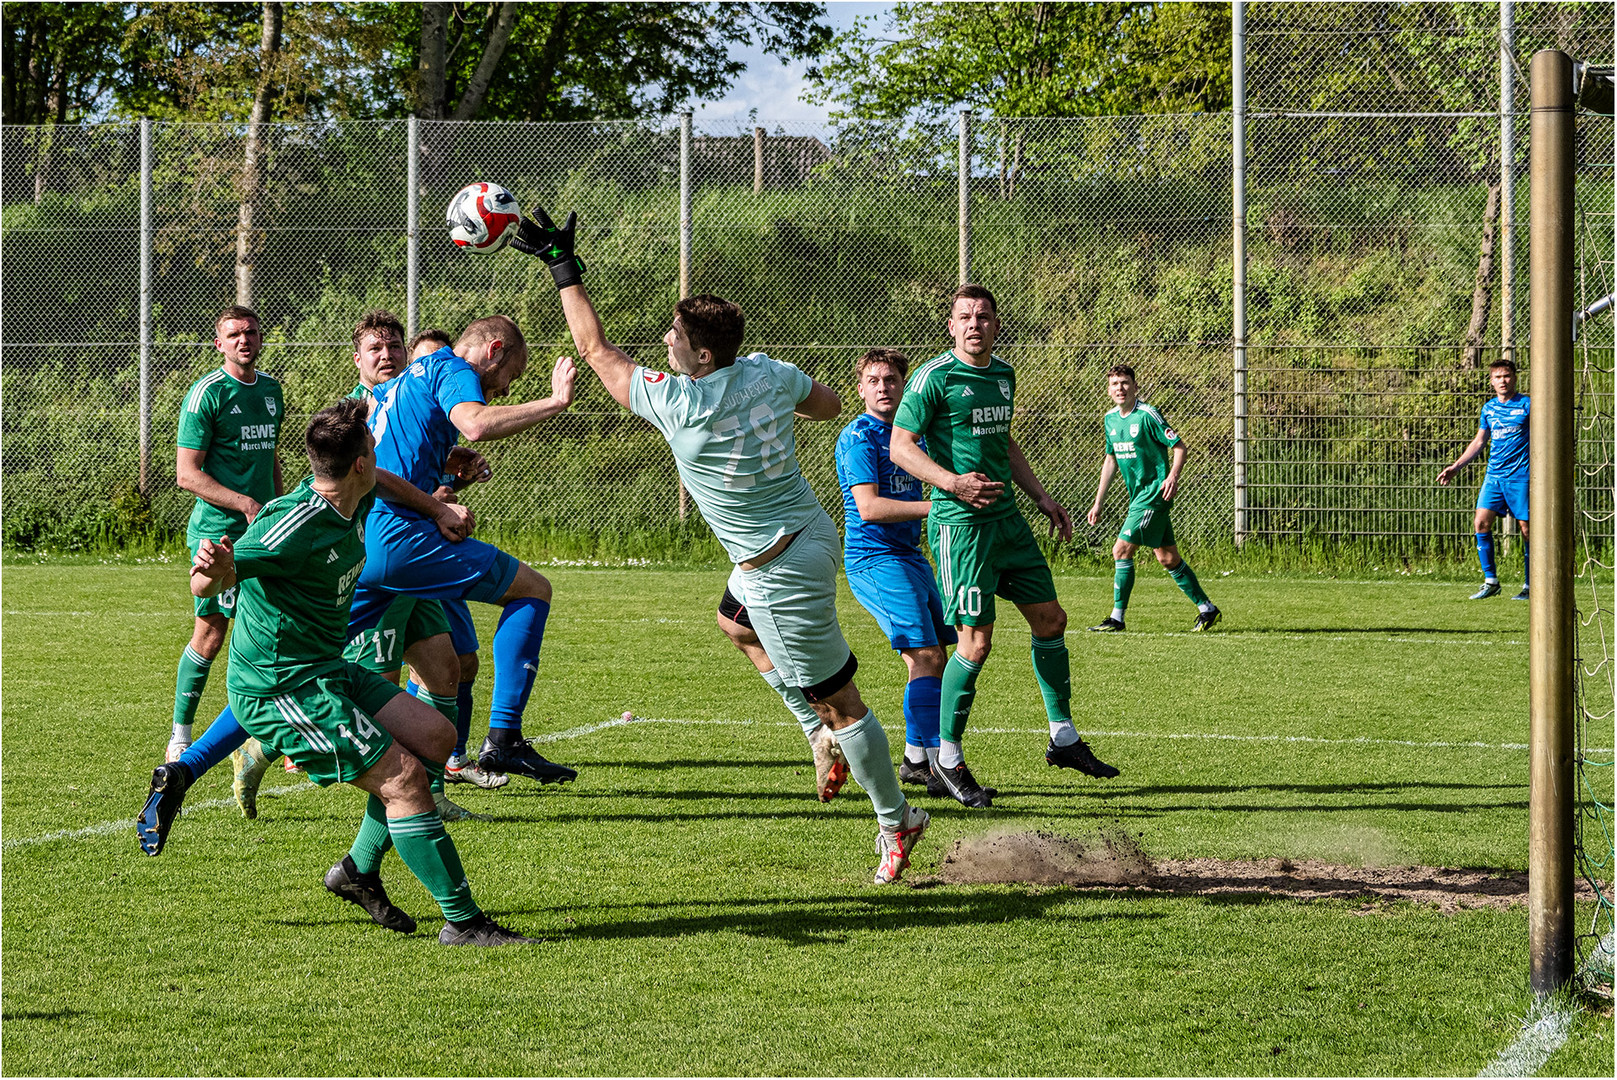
(1119, 497), (1175, 550)
(230, 664), (405, 786)
(928, 512), (1058, 627)
(343, 595), (451, 675)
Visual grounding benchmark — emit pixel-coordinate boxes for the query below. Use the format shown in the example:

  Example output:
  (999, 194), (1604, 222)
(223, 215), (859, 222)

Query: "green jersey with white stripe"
(224, 477), (375, 698)
(177, 367), (285, 544)
(1103, 401), (1181, 505)
(892, 349), (1018, 525)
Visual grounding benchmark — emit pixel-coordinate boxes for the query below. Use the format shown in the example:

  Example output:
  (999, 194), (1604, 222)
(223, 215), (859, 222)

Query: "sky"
(690, 1), (893, 133)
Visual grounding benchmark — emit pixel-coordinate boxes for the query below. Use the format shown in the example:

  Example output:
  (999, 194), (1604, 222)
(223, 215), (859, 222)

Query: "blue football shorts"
(1477, 473), (1529, 521)
(349, 513), (520, 634)
(846, 554), (958, 652)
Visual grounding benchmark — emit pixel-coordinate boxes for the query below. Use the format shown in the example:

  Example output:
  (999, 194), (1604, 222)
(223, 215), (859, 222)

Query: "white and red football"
(446, 182), (522, 252)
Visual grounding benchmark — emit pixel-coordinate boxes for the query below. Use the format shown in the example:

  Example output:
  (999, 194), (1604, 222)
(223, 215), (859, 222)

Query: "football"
(446, 182), (522, 252)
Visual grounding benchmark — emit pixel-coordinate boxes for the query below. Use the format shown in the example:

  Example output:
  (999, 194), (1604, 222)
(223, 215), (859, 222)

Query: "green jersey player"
(522, 204), (929, 884)
(1085, 365), (1219, 633)
(890, 284), (1119, 808)
(168, 306), (284, 762)
(184, 397), (534, 945)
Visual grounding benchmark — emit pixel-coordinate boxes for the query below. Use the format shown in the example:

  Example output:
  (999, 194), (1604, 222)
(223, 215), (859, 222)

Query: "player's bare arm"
(889, 427), (1004, 508)
(1160, 443), (1189, 503)
(1087, 454), (1119, 526)
(272, 455), (284, 498)
(1438, 428), (1489, 485)
(796, 381), (842, 421)
(1008, 435), (1072, 540)
(558, 285), (637, 408)
(448, 355), (576, 441)
(176, 447), (263, 523)
(373, 467), (473, 542)
(851, 482), (931, 523)
(190, 536), (235, 598)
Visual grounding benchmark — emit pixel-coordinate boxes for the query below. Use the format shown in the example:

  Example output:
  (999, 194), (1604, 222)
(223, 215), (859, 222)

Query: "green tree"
(1, 2), (126, 124)
(806, 2), (1231, 121)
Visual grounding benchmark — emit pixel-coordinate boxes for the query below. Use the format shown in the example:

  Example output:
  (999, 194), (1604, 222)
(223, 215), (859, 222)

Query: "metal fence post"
(139, 118), (153, 496)
(678, 111), (693, 520)
(1232, 1), (1249, 546)
(958, 109), (972, 285)
(1500, 1), (1515, 364)
(754, 126), (765, 194)
(407, 115), (419, 339)
(1527, 47), (1575, 998)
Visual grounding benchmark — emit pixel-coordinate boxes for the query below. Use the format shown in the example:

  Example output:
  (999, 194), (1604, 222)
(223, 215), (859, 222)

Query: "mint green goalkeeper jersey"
(1103, 401), (1181, 505)
(628, 353), (822, 564)
(892, 349), (1018, 525)
(177, 367), (285, 544)
(224, 477), (375, 698)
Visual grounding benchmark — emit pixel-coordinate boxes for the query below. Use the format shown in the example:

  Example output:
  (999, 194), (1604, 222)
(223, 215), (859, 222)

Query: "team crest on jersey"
(265, 397), (277, 416)
(643, 371), (667, 384)
(997, 379), (1010, 400)
(1164, 428), (1177, 438)
(356, 518), (365, 542)
(1130, 423), (1140, 437)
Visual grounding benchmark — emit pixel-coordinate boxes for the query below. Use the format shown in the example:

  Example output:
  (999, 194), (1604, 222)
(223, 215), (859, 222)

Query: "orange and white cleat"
(811, 725), (848, 802)
(874, 803), (930, 884)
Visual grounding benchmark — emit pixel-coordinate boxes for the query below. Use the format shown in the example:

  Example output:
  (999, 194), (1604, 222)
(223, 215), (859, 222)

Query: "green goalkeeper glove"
(512, 206), (586, 289)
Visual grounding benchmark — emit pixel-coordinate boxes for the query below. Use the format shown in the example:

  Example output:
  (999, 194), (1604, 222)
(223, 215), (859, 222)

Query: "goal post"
(1528, 47), (1576, 997)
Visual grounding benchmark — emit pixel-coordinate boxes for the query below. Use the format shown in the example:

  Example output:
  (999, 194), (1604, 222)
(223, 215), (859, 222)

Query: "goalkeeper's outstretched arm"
(558, 284), (635, 411)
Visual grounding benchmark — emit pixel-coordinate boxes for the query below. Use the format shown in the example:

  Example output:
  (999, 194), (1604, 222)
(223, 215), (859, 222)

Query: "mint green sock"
(173, 645), (213, 728)
(1113, 559), (1136, 616)
(348, 794), (393, 875)
(1168, 560), (1211, 607)
(939, 652), (982, 743)
(834, 710), (906, 830)
(1030, 635), (1072, 723)
(387, 810), (480, 922)
(761, 666), (823, 740)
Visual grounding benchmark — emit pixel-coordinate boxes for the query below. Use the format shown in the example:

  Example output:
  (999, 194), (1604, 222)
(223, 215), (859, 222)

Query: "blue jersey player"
(834, 349), (957, 799)
(352, 315), (580, 785)
(1438, 359), (1530, 600)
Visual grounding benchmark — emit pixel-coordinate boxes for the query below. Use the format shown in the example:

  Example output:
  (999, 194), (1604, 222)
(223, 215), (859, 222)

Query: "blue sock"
(902, 676), (942, 749)
(489, 597), (549, 733)
(405, 678), (420, 697)
(455, 681), (474, 756)
(1475, 532), (1497, 581)
(178, 706), (249, 779)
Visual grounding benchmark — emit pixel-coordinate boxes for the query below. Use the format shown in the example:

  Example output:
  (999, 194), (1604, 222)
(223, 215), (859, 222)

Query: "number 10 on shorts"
(955, 585), (983, 618)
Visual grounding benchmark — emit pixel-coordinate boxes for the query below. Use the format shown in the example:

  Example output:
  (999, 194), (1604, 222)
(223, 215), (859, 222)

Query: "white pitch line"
(2, 783), (317, 850)
(10, 720), (1608, 851)
(1477, 933), (1613, 1077)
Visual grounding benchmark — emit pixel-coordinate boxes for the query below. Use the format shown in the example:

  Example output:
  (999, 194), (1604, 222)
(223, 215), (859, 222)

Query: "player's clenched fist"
(949, 470), (1004, 509)
(191, 536), (235, 598)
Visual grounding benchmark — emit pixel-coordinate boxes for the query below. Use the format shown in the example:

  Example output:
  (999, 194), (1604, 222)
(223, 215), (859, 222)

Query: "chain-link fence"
(1, 1), (1612, 554)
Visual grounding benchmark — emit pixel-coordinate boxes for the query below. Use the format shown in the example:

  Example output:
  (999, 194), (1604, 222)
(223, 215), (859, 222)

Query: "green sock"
(1030, 635), (1072, 723)
(173, 645), (213, 728)
(348, 794), (393, 875)
(387, 810), (480, 922)
(1168, 560), (1211, 607)
(834, 710), (906, 830)
(417, 754), (447, 797)
(415, 691), (457, 795)
(1113, 559), (1136, 616)
(939, 652), (982, 743)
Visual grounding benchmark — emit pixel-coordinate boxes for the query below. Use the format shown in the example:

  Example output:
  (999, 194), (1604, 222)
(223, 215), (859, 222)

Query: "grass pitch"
(2, 560), (1611, 1075)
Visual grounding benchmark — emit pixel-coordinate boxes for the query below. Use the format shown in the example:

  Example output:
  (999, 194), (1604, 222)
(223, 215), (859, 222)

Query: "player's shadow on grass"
(527, 891), (1165, 946)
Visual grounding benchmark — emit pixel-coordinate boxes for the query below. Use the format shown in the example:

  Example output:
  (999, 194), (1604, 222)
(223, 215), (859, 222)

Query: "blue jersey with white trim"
(835, 412), (926, 571)
(367, 347), (485, 519)
(1480, 393), (1530, 479)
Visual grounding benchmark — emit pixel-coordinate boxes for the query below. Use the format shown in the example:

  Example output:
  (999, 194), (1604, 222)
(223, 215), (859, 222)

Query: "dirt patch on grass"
(932, 828), (1604, 914)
